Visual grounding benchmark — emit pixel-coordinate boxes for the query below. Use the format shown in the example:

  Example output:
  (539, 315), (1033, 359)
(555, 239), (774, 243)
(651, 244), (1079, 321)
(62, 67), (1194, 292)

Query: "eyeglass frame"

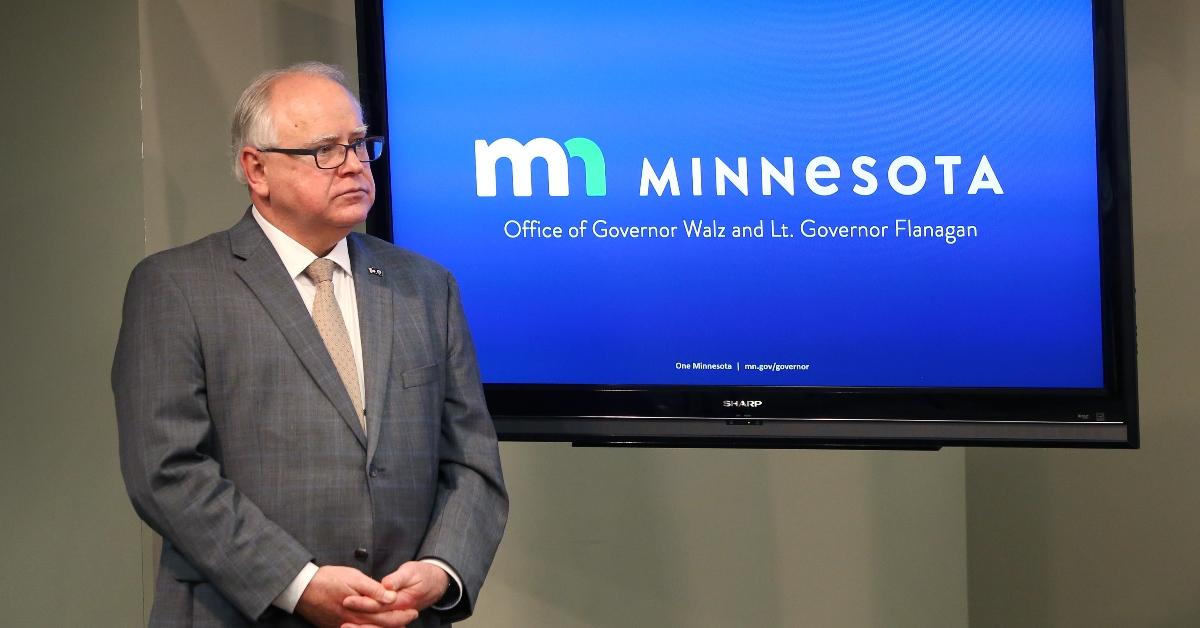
(257, 135), (386, 170)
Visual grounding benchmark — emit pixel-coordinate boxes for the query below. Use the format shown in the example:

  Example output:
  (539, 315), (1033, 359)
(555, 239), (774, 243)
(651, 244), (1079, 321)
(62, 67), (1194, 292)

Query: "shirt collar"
(251, 206), (352, 280)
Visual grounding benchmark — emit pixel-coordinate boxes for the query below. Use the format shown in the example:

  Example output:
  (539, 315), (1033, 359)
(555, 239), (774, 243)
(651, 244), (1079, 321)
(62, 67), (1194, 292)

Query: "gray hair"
(230, 61), (360, 183)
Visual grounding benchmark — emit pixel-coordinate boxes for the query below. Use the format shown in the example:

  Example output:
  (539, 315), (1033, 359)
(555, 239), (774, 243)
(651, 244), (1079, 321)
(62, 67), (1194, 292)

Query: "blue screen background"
(379, 0), (1103, 387)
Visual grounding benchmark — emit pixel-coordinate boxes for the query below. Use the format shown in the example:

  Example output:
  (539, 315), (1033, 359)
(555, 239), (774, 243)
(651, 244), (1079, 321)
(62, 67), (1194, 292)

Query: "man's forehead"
(269, 74), (365, 142)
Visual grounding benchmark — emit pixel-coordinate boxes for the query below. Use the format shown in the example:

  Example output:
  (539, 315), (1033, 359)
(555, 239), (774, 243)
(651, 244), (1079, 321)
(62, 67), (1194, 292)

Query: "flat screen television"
(356, 0), (1138, 448)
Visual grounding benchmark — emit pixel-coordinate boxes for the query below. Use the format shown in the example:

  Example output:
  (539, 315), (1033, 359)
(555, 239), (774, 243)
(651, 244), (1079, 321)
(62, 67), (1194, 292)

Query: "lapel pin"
(368, 267), (384, 276)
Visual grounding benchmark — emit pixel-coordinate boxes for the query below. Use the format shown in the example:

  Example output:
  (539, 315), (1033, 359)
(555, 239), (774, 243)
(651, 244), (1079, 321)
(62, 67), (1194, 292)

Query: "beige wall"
(487, 445), (966, 628)
(0, 1), (146, 625)
(966, 2), (1200, 627)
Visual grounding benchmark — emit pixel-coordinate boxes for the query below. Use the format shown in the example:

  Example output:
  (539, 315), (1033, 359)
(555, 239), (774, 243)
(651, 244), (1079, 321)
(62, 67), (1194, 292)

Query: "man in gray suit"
(113, 62), (507, 627)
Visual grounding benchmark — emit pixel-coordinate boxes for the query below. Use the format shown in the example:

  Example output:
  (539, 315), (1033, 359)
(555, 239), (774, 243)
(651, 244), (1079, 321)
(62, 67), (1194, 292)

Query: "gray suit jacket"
(113, 210), (508, 627)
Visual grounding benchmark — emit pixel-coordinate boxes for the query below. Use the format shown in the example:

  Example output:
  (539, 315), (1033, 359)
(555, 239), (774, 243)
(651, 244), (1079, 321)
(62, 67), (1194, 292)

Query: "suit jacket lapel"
(349, 234), (393, 464)
(229, 211), (368, 450)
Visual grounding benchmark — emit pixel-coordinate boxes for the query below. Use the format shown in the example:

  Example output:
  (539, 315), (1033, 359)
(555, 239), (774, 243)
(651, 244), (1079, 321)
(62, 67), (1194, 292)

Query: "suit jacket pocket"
(402, 363), (440, 388)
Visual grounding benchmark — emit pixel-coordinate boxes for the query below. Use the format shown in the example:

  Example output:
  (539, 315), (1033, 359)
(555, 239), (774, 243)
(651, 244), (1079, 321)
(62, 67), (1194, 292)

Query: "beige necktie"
(304, 259), (365, 431)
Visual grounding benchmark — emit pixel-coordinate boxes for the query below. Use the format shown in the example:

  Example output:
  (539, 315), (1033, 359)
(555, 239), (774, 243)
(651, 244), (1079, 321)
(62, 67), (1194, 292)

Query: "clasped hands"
(295, 561), (450, 628)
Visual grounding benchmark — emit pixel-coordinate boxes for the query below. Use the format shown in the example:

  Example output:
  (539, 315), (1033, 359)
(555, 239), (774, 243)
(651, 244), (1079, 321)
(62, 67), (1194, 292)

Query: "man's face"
(256, 74), (375, 241)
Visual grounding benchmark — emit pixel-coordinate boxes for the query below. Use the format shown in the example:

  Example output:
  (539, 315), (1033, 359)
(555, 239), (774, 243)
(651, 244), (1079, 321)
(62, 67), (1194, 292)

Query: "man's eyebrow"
(305, 133), (339, 147)
(304, 126), (369, 147)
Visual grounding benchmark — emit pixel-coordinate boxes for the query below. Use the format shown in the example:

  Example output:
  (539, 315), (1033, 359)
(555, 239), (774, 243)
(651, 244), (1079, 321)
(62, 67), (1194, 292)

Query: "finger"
(342, 594), (388, 613)
(366, 608), (420, 627)
(381, 567), (415, 591)
(346, 572), (398, 604)
(339, 613), (416, 628)
(341, 617), (385, 628)
(343, 611), (388, 627)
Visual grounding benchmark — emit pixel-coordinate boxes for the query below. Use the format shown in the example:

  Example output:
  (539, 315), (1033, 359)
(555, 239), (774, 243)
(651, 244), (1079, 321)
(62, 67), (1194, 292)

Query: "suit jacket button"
(369, 466), (379, 478)
(354, 547), (369, 561)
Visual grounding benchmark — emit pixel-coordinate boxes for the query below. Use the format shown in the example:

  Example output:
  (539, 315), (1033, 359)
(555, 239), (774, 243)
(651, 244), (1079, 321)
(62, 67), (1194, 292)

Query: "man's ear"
(240, 147), (269, 196)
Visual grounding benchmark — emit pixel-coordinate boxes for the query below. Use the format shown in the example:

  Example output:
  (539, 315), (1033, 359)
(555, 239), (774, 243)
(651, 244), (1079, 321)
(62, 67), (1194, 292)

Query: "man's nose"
(338, 147), (367, 175)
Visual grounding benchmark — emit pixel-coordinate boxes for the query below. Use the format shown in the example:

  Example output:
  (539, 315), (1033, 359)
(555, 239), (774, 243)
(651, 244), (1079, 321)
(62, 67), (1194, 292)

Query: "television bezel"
(355, 0), (1139, 449)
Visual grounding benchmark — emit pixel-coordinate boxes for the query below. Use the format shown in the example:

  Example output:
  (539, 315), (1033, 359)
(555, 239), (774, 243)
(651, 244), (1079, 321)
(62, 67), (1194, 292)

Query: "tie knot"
(304, 258), (337, 284)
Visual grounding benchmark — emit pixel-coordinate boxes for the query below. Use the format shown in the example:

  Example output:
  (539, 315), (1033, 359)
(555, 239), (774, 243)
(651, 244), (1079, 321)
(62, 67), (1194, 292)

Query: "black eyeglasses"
(258, 136), (386, 169)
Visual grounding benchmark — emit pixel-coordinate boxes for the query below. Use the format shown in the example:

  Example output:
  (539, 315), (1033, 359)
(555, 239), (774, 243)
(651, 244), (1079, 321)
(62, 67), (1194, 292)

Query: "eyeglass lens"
(316, 137), (385, 169)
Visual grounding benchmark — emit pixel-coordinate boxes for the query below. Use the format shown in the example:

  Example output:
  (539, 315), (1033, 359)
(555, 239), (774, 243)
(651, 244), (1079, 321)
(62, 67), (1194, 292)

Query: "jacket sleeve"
(112, 257), (313, 620)
(417, 272), (509, 623)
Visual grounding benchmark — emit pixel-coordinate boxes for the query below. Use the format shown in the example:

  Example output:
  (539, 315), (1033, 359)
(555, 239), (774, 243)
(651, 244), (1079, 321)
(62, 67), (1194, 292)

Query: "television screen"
(357, 0), (1138, 447)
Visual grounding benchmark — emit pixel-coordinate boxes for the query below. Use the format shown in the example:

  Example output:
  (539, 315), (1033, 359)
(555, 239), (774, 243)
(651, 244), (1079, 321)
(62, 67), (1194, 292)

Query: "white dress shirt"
(251, 208), (462, 614)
